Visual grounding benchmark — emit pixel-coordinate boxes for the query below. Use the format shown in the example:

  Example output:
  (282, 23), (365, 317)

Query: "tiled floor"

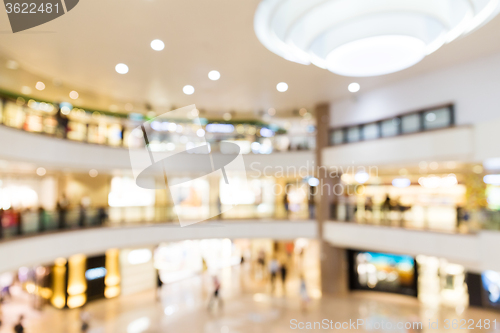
(2, 264), (500, 332)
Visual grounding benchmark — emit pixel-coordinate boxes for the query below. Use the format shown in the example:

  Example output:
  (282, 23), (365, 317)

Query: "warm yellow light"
(68, 254), (87, 296)
(55, 258), (67, 266)
(105, 249), (121, 287)
(105, 286), (120, 299)
(67, 294), (86, 309)
(51, 259), (67, 308)
(40, 288), (53, 299)
(25, 282), (36, 294)
(51, 295), (65, 309)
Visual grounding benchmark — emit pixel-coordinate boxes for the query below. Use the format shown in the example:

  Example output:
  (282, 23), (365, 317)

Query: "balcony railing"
(0, 93), (315, 153)
(0, 203), (315, 241)
(330, 202), (500, 233)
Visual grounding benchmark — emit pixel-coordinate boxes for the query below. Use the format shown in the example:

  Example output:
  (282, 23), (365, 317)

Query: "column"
(315, 103), (349, 295)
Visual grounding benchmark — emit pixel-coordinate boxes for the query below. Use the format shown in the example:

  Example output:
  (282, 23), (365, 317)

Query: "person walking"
(257, 249), (266, 279)
(97, 207), (107, 226)
(299, 277), (310, 312)
(269, 257), (279, 293)
(78, 203), (86, 228)
(57, 196), (68, 230)
(38, 206), (45, 232)
(280, 262), (288, 293)
(13, 315), (24, 333)
(283, 190), (289, 218)
(208, 276), (223, 310)
(308, 192), (315, 219)
(80, 306), (90, 332)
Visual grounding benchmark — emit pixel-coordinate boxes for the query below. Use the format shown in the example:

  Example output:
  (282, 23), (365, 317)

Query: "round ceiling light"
(115, 63), (129, 74)
(276, 82), (288, 92)
(254, 0), (500, 77)
(348, 82), (360, 93)
(151, 39), (165, 51)
(208, 70), (220, 81)
(183, 85), (195, 95)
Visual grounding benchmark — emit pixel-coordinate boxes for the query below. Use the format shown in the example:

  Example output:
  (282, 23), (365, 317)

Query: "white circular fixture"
(151, 39), (165, 51)
(35, 81), (45, 91)
(276, 82), (288, 92)
(254, 0), (500, 77)
(354, 172), (370, 184)
(183, 85), (195, 95)
(308, 177), (320, 187)
(89, 169), (98, 177)
(69, 91), (79, 99)
(348, 82), (360, 93)
(426, 112), (437, 122)
(196, 129), (205, 137)
(208, 70), (220, 81)
(36, 167), (46, 176)
(115, 63), (129, 74)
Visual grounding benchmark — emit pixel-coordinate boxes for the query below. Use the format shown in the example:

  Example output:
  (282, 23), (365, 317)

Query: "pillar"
(314, 103), (349, 295)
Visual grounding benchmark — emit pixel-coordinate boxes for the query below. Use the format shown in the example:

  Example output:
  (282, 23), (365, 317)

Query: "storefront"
(154, 239), (241, 284)
(49, 249), (120, 309)
(348, 250), (418, 297)
(348, 249), (470, 309)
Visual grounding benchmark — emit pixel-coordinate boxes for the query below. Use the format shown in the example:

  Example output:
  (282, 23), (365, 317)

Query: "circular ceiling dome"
(254, 0), (500, 77)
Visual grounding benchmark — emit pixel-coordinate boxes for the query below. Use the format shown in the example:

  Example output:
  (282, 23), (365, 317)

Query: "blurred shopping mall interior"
(2, 0), (500, 332)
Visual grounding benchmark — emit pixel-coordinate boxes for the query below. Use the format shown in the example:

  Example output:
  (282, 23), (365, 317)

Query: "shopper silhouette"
(13, 315), (24, 333)
(208, 276), (223, 310)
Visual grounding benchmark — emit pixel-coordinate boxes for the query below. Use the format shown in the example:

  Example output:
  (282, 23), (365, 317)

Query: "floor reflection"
(1, 255), (500, 332)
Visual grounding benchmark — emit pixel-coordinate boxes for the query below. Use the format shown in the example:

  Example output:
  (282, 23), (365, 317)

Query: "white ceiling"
(1, 0), (500, 113)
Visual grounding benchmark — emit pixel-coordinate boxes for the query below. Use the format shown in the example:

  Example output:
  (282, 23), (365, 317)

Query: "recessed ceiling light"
(115, 63), (129, 74)
(69, 91), (79, 99)
(276, 82), (288, 92)
(183, 85), (195, 95)
(89, 169), (98, 177)
(208, 70), (220, 81)
(151, 39), (165, 51)
(36, 81), (45, 91)
(348, 82), (360, 93)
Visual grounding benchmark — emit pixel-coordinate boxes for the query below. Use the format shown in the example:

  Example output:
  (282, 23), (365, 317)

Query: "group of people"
(282, 186), (316, 219)
(0, 203), (108, 239)
(268, 257), (288, 293)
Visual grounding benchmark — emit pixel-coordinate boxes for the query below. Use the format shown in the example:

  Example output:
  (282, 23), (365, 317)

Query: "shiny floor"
(2, 265), (500, 332)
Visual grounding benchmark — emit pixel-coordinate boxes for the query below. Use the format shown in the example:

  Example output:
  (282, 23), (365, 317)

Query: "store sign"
(128, 249), (152, 265)
(85, 267), (107, 281)
(206, 123), (234, 133)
